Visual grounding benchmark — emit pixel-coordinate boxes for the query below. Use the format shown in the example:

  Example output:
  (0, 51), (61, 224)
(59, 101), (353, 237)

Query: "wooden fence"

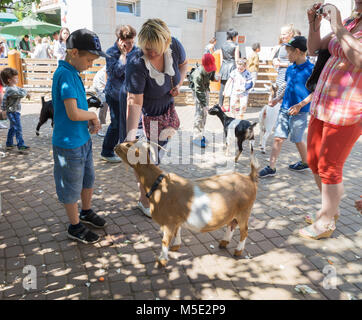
(21, 58), (106, 90)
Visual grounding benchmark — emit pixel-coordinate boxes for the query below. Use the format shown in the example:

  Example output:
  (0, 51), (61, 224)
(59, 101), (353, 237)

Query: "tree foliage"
(0, 0), (40, 12)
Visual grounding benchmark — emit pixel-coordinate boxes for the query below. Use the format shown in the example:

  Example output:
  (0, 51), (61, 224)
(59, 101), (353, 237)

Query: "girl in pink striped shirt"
(299, 2), (362, 240)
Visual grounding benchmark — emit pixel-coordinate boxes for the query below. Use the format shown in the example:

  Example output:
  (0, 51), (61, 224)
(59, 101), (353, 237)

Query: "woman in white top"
(53, 27), (70, 61)
(31, 37), (52, 59)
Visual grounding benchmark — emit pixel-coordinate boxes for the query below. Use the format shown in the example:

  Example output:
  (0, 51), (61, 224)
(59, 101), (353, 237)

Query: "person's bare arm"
(126, 93), (143, 141)
(64, 98), (100, 133)
(322, 4), (362, 68)
(170, 60), (188, 97)
(307, 3), (334, 55)
(288, 93), (314, 115)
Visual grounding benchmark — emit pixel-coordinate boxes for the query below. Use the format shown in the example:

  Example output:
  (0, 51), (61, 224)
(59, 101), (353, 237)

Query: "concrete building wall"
(217, 0), (355, 59)
(63, 0), (218, 59)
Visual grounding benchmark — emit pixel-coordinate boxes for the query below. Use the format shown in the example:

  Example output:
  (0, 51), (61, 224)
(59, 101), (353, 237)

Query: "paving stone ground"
(0, 102), (361, 300)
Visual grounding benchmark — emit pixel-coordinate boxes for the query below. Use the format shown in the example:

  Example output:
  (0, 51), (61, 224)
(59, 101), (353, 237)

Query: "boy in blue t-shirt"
(259, 36), (314, 178)
(52, 29), (109, 244)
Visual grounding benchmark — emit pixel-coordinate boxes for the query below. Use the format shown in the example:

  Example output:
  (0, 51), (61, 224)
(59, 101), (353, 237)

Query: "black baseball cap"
(66, 28), (109, 58)
(284, 36), (307, 52)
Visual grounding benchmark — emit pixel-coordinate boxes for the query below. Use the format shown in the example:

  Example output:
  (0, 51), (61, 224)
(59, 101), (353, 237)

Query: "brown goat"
(115, 140), (258, 267)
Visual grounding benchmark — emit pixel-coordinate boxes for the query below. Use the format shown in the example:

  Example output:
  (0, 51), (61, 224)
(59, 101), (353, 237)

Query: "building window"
(116, 1), (140, 16)
(236, 1), (253, 16)
(187, 9), (203, 22)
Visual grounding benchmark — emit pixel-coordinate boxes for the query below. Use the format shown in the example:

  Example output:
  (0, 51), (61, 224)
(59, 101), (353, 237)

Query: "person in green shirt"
(191, 53), (217, 148)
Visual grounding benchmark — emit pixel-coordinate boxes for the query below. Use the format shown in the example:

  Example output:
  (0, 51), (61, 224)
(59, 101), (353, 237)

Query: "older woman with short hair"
(125, 18), (188, 217)
(101, 25), (137, 162)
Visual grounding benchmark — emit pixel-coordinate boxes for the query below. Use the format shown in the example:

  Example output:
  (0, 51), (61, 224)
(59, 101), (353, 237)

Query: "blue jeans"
(6, 112), (25, 148)
(53, 139), (95, 204)
(274, 109), (308, 143)
(101, 94), (120, 157)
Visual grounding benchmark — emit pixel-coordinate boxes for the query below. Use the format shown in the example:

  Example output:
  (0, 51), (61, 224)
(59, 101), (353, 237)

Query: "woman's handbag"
(223, 77), (234, 97)
(305, 49), (331, 92)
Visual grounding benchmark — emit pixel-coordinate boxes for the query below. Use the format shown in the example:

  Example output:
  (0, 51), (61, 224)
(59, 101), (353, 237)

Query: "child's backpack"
(186, 62), (199, 89)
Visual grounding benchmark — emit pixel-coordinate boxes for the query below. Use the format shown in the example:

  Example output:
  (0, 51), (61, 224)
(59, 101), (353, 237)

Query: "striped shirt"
(310, 18), (362, 126)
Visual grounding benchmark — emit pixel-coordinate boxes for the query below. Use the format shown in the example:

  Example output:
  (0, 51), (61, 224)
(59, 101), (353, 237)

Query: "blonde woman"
(125, 18), (188, 217)
(269, 24), (295, 105)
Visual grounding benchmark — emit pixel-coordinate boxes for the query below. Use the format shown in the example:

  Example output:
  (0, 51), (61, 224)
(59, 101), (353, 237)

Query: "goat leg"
(158, 226), (174, 267)
(234, 221), (248, 257)
(219, 223), (235, 248)
(170, 227), (181, 252)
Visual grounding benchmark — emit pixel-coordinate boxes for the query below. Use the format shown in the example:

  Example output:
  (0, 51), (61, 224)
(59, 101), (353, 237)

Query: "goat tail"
(249, 141), (259, 182)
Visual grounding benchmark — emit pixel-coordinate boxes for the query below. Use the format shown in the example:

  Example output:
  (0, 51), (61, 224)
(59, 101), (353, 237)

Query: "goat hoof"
(234, 249), (243, 257)
(157, 259), (168, 268)
(219, 240), (229, 249)
(36, 131), (39, 136)
(170, 245), (180, 252)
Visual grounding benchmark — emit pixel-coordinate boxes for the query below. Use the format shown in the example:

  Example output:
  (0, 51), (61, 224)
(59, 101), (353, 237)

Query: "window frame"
(235, 1), (253, 17)
(187, 8), (203, 23)
(116, 0), (135, 15)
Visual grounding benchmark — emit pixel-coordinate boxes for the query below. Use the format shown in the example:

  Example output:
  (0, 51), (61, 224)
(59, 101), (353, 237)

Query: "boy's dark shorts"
(53, 139), (95, 204)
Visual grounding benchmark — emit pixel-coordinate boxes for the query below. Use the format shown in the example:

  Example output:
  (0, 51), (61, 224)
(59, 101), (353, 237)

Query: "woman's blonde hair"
(279, 24), (295, 44)
(138, 18), (171, 54)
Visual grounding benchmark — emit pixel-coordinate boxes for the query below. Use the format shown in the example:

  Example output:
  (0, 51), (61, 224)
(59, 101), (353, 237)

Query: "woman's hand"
(170, 84), (180, 97)
(308, 3), (323, 28)
(321, 3), (343, 34)
(273, 58), (280, 68)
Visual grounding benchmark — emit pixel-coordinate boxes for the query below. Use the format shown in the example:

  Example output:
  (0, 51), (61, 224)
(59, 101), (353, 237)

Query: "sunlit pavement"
(0, 102), (361, 300)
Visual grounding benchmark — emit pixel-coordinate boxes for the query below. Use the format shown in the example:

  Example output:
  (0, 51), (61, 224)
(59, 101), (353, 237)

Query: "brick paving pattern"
(0, 102), (361, 300)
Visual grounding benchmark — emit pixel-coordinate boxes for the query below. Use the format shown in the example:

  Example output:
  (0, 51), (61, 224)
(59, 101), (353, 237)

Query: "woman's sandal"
(305, 212), (339, 225)
(299, 222), (336, 240)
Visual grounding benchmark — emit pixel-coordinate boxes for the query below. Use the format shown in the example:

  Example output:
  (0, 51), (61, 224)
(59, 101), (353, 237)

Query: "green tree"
(0, 0), (40, 12)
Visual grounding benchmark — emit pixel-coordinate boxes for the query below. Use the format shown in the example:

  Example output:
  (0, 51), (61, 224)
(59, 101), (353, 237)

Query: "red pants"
(307, 116), (361, 184)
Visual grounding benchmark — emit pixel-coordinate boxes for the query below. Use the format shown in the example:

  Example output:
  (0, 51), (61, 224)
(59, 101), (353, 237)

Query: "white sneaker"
(101, 155), (122, 163)
(137, 201), (151, 218)
(0, 121), (7, 129)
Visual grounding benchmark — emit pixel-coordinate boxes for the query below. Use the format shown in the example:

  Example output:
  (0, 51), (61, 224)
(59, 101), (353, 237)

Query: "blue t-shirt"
(281, 60), (314, 113)
(125, 37), (186, 116)
(52, 60), (90, 149)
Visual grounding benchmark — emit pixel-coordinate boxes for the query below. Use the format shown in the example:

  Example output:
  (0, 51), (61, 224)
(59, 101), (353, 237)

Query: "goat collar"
(145, 173), (166, 198)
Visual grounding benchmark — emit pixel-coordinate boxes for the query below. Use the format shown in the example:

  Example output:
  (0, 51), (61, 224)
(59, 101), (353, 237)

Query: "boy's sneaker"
(6, 145), (15, 150)
(79, 209), (107, 228)
(18, 145), (30, 151)
(67, 223), (100, 244)
(101, 155), (122, 163)
(289, 161), (309, 171)
(259, 166), (276, 178)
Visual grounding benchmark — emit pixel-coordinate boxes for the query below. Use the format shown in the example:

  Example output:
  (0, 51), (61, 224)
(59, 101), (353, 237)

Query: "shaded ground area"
(0, 102), (361, 300)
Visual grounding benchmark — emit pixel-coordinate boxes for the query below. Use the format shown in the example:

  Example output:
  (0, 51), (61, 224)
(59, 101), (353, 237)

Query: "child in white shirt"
(224, 59), (253, 119)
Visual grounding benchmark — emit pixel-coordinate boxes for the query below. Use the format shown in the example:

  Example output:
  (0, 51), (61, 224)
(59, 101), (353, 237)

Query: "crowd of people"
(0, 28), (71, 60)
(0, 1), (360, 245)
